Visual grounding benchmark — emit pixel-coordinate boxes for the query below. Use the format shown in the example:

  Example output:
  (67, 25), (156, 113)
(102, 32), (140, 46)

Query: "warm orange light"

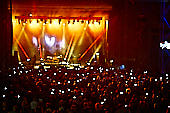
(88, 21), (103, 37)
(65, 34), (74, 59)
(12, 15), (107, 62)
(14, 37), (29, 59)
(29, 19), (40, 27)
(26, 20), (42, 35)
(89, 43), (102, 63)
(46, 20), (62, 36)
(79, 29), (106, 60)
(68, 22), (84, 32)
(12, 19), (17, 28)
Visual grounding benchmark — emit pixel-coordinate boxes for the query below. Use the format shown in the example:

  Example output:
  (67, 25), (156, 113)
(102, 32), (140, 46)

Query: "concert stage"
(12, 3), (112, 65)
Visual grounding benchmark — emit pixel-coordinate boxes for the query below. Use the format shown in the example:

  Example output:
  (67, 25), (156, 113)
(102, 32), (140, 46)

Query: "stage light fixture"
(68, 20), (70, 24)
(29, 19), (32, 24)
(50, 19), (52, 24)
(29, 13), (32, 17)
(59, 19), (61, 24)
(40, 19), (43, 23)
(81, 20), (84, 24)
(24, 19), (27, 24)
(43, 20), (47, 25)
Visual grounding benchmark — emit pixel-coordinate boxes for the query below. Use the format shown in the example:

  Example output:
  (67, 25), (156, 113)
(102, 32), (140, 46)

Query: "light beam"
(78, 29), (106, 61)
(65, 34), (74, 59)
(14, 37), (29, 59)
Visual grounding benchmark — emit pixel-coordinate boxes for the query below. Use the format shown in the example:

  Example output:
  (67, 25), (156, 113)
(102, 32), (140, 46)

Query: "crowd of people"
(0, 62), (169, 113)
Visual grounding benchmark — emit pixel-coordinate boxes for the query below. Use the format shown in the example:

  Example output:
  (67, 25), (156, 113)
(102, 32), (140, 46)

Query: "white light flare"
(32, 37), (38, 46)
(45, 35), (55, 47)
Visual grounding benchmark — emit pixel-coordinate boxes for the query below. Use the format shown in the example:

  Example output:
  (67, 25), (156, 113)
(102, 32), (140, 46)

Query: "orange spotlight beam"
(78, 29), (106, 61)
(38, 37), (42, 58)
(14, 37), (29, 59)
(65, 34), (74, 59)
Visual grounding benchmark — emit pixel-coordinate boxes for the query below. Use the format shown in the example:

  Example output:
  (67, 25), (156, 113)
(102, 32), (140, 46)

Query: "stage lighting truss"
(15, 16), (103, 25)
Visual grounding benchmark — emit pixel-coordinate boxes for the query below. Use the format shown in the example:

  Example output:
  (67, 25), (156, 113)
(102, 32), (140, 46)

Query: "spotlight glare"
(73, 96), (76, 99)
(86, 20), (89, 24)
(134, 84), (137, 86)
(96, 52), (100, 56)
(120, 92), (123, 95)
(4, 87), (7, 90)
(110, 60), (114, 63)
(29, 13), (32, 16)
(101, 102), (104, 104)
(106, 20), (109, 25)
